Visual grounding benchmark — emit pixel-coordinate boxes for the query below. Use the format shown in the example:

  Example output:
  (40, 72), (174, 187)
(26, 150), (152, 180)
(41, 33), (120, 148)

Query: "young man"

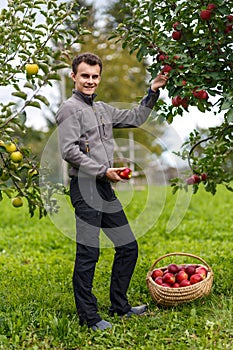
(56, 52), (168, 331)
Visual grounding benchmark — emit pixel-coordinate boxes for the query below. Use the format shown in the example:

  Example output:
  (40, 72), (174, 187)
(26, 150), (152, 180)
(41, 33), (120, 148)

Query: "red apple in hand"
(176, 270), (188, 283)
(190, 274), (203, 285)
(117, 168), (132, 179)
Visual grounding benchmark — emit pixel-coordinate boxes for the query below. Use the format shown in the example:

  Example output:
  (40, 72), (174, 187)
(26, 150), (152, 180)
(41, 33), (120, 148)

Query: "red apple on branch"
(200, 9), (212, 20)
(201, 173), (207, 181)
(173, 22), (182, 30)
(172, 30), (182, 40)
(186, 174), (201, 185)
(181, 97), (189, 109)
(162, 64), (173, 74)
(172, 96), (182, 107)
(207, 4), (216, 11)
(193, 89), (209, 100)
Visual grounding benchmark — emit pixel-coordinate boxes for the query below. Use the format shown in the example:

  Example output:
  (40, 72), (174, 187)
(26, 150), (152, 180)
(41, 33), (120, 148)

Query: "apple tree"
(111, 0), (233, 194)
(0, 0), (88, 217)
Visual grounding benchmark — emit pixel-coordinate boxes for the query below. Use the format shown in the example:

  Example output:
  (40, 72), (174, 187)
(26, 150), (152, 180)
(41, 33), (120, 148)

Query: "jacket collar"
(72, 89), (97, 106)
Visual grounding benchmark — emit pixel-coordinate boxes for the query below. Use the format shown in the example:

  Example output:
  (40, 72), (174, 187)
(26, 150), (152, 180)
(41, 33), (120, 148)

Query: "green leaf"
(46, 73), (61, 80)
(39, 63), (49, 74)
(226, 108), (233, 123)
(25, 101), (41, 109)
(52, 63), (70, 71)
(11, 91), (27, 100)
(16, 112), (27, 127)
(24, 82), (35, 90)
(221, 100), (232, 111)
(34, 95), (50, 106)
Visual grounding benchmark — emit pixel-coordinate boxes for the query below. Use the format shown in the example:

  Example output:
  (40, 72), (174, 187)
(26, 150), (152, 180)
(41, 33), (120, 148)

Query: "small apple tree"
(111, 0), (233, 194)
(0, 0), (88, 217)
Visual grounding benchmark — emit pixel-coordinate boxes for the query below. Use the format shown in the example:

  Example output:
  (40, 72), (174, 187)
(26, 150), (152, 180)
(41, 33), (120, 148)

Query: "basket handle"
(149, 252), (212, 272)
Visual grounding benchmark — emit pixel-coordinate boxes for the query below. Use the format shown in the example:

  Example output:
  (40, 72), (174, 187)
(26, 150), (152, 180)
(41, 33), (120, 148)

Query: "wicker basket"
(146, 252), (214, 306)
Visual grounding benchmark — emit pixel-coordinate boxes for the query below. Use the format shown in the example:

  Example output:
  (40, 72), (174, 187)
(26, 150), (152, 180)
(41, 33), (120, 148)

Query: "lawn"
(0, 184), (233, 349)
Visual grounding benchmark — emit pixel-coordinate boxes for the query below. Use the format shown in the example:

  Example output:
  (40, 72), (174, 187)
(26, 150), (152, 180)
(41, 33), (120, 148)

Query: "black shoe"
(123, 304), (147, 318)
(90, 320), (112, 331)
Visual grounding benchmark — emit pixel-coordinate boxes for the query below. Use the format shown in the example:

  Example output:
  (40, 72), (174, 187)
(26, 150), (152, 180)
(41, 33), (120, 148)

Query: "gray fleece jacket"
(55, 88), (160, 179)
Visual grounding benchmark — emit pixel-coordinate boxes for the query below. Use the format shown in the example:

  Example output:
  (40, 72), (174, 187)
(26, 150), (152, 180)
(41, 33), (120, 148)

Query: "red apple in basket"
(179, 279), (191, 287)
(155, 277), (163, 285)
(163, 272), (176, 284)
(172, 283), (180, 288)
(117, 167), (132, 179)
(177, 265), (185, 271)
(185, 265), (196, 276)
(195, 266), (207, 279)
(162, 283), (172, 288)
(176, 270), (188, 283)
(151, 269), (163, 280)
(168, 264), (179, 274)
(190, 274), (203, 285)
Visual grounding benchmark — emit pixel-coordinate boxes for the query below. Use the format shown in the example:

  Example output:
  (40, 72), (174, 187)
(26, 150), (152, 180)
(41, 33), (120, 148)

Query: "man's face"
(71, 62), (101, 95)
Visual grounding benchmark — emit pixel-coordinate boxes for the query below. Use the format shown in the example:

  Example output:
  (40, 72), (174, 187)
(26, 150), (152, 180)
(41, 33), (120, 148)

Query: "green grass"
(0, 185), (233, 349)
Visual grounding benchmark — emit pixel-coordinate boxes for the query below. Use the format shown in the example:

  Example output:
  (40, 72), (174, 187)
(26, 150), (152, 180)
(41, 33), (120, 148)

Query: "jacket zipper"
(92, 106), (111, 167)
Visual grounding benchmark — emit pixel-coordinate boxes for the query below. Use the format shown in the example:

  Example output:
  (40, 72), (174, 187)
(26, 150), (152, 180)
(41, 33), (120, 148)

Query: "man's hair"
(72, 52), (102, 75)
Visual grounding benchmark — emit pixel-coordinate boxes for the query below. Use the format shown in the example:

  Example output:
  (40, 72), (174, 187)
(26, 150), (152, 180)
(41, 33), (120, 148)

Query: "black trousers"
(70, 177), (138, 327)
